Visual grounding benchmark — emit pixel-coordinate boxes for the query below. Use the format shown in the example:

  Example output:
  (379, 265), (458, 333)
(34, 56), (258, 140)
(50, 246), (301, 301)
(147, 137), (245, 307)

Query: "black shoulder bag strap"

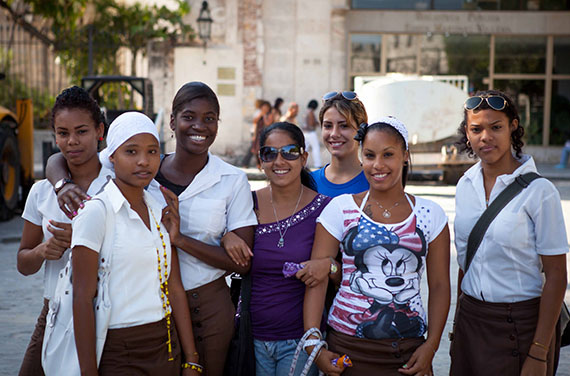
(464, 172), (542, 274)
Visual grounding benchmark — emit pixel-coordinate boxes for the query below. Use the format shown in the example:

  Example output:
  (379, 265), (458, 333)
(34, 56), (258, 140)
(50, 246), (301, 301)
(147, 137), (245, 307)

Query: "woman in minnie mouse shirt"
(303, 117), (451, 375)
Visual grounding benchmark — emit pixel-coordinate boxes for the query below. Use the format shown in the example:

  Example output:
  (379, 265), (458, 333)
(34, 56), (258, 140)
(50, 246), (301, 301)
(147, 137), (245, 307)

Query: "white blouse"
(454, 155), (569, 303)
(147, 153), (258, 290)
(71, 180), (171, 329)
(21, 166), (113, 300)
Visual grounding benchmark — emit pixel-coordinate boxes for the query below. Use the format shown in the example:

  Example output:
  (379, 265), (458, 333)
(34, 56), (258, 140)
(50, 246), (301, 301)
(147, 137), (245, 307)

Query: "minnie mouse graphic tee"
(317, 193), (447, 339)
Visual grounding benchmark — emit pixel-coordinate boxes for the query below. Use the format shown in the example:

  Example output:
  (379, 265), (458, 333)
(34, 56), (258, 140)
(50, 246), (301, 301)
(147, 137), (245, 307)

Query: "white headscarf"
(99, 111), (160, 170)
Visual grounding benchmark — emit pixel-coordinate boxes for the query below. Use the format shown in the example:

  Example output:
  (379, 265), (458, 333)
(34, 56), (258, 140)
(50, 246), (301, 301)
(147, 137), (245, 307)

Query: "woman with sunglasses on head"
(303, 117), (451, 375)
(71, 112), (200, 375)
(226, 122), (331, 375)
(17, 86), (111, 376)
(45, 82), (257, 376)
(450, 90), (568, 376)
(310, 91), (369, 198)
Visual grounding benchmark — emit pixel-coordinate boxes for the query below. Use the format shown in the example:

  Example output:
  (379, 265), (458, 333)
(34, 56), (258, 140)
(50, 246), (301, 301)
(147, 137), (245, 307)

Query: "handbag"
(461, 172), (570, 347)
(41, 197), (115, 375)
(224, 271), (256, 376)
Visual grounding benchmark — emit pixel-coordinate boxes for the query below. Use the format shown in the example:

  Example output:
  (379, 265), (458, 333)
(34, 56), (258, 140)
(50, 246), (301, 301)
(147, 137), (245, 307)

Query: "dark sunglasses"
(322, 91), (358, 103)
(464, 95), (507, 111)
(259, 144), (304, 163)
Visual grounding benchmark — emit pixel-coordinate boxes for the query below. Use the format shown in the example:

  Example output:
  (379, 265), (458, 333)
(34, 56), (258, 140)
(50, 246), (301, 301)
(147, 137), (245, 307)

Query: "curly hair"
(51, 86), (105, 131)
(318, 94), (368, 130)
(457, 89), (524, 159)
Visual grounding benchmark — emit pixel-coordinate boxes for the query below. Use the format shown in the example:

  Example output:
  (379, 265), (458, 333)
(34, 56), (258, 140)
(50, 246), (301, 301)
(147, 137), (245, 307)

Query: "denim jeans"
(254, 338), (318, 376)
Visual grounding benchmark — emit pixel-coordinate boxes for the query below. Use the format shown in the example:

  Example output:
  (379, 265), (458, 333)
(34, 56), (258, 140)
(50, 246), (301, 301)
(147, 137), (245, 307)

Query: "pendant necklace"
(270, 185), (304, 248)
(373, 194), (406, 219)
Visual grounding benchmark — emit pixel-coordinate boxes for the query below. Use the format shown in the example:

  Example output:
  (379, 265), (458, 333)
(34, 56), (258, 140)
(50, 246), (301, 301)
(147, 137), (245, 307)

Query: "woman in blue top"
(310, 91), (369, 197)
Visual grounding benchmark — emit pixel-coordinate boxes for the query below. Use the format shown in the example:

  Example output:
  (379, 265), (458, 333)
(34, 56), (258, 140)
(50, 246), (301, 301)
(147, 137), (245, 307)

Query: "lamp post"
(196, 1), (213, 47)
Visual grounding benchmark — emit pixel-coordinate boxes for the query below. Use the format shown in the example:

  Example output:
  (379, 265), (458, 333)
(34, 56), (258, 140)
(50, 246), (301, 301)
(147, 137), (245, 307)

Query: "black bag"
(224, 272), (255, 376)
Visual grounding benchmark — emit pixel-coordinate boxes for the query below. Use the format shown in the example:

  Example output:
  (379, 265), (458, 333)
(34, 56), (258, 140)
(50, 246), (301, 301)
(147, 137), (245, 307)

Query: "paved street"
(1, 180), (569, 375)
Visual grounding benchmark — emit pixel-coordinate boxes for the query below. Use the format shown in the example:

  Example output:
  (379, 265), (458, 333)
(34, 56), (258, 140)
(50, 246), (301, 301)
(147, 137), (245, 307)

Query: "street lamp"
(196, 1), (213, 46)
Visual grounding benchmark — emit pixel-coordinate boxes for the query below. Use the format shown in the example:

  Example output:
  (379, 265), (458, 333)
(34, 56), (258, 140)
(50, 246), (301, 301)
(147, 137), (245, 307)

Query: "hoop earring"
(466, 140), (471, 148)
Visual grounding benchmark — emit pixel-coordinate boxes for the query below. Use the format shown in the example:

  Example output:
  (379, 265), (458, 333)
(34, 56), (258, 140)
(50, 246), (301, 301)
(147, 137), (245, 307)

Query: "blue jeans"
(254, 338), (318, 376)
(556, 146), (570, 168)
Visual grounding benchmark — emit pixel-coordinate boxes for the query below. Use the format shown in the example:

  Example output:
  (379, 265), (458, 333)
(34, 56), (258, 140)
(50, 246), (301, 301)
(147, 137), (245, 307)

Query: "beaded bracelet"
(182, 361), (204, 373)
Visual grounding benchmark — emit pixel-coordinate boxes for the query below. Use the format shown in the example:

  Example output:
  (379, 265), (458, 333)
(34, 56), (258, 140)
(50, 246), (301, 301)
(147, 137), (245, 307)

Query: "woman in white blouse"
(71, 112), (200, 375)
(450, 90), (568, 376)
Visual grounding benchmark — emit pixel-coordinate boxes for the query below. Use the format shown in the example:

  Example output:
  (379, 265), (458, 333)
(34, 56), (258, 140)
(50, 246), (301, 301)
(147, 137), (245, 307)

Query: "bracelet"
(532, 341), (549, 351)
(182, 362), (204, 373)
(526, 353), (547, 363)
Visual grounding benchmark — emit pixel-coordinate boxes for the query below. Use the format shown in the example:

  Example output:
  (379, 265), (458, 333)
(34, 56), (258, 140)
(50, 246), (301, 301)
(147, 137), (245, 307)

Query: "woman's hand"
(398, 342), (434, 375)
(296, 258), (330, 287)
(221, 231), (253, 267)
(314, 348), (344, 375)
(41, 220), (72, 260)
(57, 183), (90, 219)
(521, 355), (547, 376)
(160, 186), (181, 246)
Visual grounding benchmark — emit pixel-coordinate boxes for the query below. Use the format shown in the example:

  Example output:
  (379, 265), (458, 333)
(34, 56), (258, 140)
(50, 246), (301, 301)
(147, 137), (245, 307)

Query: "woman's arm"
(45, 152), (89, 217)
(303, 224), (343, 375)
(160, 185), (254, 274)
(521, 254), (567, 376)
(168, 246), (201, 375)
(17, 220), (71, 275)
(399, 224), (451, 376)
(72, 246), (99, 376)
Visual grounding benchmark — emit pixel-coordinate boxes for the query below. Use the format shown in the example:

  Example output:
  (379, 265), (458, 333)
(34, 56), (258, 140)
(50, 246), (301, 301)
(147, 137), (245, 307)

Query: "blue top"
(310, 164), (369, 197)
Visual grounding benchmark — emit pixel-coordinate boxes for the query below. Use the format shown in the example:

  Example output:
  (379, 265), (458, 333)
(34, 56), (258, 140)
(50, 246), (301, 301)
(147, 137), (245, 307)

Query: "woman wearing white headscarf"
(71, 112), (201, 375)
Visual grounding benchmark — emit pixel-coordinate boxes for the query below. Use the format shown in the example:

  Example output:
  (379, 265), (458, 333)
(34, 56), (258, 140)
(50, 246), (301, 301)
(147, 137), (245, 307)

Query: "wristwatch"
(54, 178), (73, 194)
(329, 256), (338, 275)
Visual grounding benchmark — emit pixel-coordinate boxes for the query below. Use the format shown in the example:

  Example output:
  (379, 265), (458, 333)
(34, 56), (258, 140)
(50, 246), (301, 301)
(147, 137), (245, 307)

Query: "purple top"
(250, 193), (332, 341)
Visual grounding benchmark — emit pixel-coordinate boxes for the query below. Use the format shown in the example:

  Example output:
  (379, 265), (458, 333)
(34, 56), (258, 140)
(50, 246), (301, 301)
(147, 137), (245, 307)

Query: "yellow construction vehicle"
(0, 72), (34, 220)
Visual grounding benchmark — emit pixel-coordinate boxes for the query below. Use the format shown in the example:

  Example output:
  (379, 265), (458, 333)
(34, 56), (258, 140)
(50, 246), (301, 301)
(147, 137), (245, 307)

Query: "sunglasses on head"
(259, 144), (304, 163)
(464, 95), (507, 111)
(322, 91), (358, 103)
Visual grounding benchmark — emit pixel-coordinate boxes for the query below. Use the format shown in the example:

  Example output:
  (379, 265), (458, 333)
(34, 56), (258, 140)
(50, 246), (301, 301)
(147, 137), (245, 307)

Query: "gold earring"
(466, 140), (471, 148)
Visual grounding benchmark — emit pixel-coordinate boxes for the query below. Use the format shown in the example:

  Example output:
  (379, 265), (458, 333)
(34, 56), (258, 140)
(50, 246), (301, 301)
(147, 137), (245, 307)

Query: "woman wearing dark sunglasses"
(223, 122), (331, 375)
(451, 90), (568, 376)
(311, 91), (369, 198)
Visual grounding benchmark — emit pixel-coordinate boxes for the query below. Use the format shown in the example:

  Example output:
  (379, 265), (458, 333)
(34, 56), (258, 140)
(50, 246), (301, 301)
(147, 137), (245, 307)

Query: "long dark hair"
(172, 81), (220, 119)
(457, 89), (524, 158)
(354, 122), (410, 188)
(259, 122), (317, 191)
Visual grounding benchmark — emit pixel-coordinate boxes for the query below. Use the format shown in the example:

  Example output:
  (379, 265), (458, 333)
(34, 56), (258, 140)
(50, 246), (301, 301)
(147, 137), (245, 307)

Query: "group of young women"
(17, 82), (567, 376)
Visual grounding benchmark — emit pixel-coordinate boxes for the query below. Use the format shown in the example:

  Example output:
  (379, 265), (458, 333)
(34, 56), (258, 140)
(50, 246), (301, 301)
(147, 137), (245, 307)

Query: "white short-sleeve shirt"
(147, 154), (258, 290)
(317, 193), (447, 339)
(71, 179), (171, 329)
(21, 166), (113, 300)
(454, 155), (569, 303)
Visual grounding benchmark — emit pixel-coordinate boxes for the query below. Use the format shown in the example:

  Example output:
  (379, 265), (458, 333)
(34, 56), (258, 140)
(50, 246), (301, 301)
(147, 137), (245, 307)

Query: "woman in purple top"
(239, 122), (332, 375)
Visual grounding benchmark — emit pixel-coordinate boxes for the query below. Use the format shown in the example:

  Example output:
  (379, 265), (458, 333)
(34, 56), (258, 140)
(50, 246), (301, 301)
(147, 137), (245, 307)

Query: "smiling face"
(465, 109), (517, 166)
(260, 130), (308, 188)
(170, 97), (219, 156)
(54, 108), (103, 167)
(321, 106), (359, 159)
(110, 133), (160, 189)
(361, 129), (408, 193)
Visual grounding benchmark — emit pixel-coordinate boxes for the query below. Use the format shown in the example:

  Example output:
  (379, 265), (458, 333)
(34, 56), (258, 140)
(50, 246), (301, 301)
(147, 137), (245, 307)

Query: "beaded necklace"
(149, 207), (174, 361)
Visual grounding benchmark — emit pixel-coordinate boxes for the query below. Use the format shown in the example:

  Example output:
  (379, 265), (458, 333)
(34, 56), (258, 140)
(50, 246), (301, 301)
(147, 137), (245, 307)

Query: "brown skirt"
(450, 294), (559, 376)
(19, 298), (49, 376)
(185, 276), (236, 376)
(327, 328), (425, 375)
(98, 318), (181, 375)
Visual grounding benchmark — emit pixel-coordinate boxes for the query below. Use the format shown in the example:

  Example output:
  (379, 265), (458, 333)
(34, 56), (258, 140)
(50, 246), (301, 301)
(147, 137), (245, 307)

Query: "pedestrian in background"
(16, 86), (110, 376)
(272, 97), (284, 123)
(303, 99), (322, 169)
(303, 117), (451, 375)
(280, 102), (299, 125)
(243, 100), (273, 167)
(450, 90), (568, 376)
(311, 91), (369, 198)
